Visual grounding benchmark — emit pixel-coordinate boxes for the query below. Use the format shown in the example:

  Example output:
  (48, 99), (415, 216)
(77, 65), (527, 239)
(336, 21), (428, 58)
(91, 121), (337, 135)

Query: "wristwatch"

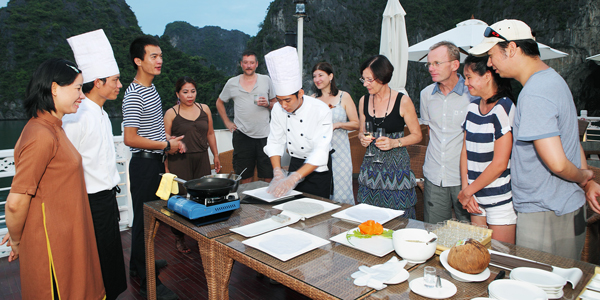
(397, 139), (403, 148)
(163, 141), (171, 153)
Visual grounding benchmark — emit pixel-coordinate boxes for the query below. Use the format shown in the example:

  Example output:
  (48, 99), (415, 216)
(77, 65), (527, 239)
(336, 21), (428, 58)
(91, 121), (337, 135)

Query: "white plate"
(229, 212), (301, 237)
(242, 186), (302, 202)
(330, 228), (395, 257)
(385, 268), (410, 284)
(409, 277), (457, 299)
(439, 249), (491, 282)
(242, 227), (330, 261)
(331, 203), (403, 224)
(488, 279), (548, 300)
(545, 288), (564, 300)
(509, 267), (567, 288)
(272, 198), (340, 219)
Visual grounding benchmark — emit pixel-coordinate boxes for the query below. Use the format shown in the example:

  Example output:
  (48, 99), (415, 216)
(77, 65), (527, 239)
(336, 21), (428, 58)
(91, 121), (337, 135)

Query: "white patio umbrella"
(586, 54), (600, 61)
(408, 19), (568, 63)
(379, 0), (408, 95)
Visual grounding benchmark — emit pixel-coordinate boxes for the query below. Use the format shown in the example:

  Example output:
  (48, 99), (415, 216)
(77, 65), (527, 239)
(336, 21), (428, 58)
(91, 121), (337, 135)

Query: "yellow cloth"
(156, 173), (179, 200)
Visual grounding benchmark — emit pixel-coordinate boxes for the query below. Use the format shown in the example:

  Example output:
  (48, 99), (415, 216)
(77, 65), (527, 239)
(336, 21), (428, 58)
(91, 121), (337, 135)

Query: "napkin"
(351, 257), (408, 290)
(156, 173), (179, 200)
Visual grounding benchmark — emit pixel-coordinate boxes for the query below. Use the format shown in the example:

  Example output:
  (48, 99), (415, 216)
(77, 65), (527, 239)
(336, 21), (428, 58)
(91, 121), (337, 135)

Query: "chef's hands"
(358, 132), (375, 148)
(267, 167), (287, 193)
(1, 233), (19, 262)
(458, 188), (482, 214)
(269, 172), (303, 198)
(168, 135), (186, 154)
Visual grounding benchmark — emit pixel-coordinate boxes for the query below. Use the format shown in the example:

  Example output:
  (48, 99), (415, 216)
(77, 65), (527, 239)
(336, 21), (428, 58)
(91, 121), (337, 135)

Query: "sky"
(0, 0), (274, 36)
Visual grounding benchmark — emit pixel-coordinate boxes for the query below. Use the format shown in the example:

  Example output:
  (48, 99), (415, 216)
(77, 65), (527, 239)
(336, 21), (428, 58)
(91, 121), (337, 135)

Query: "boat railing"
(0, 129), (234, 258)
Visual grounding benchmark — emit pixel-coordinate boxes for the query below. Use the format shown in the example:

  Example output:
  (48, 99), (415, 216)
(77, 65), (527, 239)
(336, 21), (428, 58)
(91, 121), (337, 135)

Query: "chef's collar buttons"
(287, 129), (290, 132)
(300, 133), (304, 136)
(291, 152), (294, 155)
(301, 147), (304, 149)
(288, 142), (291, 144)
(300, 119), (303, 122)
(304, 156), (307, 158)
(287, 115), (290, 118)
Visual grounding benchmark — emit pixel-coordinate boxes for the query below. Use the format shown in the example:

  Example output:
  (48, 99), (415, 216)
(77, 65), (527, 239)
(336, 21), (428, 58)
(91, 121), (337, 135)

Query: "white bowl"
(392, 228), (437, 263)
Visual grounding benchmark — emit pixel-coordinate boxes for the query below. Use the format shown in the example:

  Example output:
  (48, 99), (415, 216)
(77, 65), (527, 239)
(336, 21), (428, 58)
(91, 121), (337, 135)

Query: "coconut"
(447, 239), (490, 274)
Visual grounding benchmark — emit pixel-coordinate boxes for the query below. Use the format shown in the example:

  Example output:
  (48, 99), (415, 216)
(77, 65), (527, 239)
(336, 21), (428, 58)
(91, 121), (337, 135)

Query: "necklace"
(133, 77), (149, 87)
(372, 87), (392, 127)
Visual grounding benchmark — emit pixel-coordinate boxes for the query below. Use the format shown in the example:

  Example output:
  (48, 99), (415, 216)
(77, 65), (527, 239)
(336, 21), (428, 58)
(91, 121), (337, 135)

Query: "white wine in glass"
(365, 121), (375, 157)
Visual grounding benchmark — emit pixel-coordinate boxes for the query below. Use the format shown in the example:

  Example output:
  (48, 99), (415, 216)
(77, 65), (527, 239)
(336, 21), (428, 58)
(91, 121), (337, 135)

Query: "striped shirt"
(122, 83), (166, 153)
(463, 97), (515, 206)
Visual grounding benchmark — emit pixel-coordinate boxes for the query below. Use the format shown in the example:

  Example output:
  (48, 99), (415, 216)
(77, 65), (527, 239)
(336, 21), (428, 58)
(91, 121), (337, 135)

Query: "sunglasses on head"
(484, 27), (510, 42)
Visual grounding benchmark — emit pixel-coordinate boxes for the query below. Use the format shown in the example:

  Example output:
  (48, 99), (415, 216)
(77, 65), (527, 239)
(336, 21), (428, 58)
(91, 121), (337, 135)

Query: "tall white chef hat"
(265, 46), (302, 96)
(67, 29), (119, 84)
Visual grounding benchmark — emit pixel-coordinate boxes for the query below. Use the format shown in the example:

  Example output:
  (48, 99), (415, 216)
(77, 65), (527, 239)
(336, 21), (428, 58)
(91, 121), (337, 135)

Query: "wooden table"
(145, 182), (598, 300)
(143, 181), (280, 300)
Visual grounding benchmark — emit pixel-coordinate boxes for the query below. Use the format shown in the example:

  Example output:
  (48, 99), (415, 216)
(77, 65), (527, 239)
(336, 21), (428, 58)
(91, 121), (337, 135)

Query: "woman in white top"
(312, 62), (359, 204)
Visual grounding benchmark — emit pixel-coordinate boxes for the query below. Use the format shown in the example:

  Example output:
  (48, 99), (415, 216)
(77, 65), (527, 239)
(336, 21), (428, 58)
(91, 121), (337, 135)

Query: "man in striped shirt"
(122, 36), (182, 300)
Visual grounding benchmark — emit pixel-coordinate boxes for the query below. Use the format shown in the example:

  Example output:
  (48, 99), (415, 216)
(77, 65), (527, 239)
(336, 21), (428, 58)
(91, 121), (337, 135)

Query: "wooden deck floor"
(0, 223), (313, 300)
(0, 180), (362, 300)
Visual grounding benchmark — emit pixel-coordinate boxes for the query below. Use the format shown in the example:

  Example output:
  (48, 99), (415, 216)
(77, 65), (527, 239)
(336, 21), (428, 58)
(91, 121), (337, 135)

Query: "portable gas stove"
(167, 192), (240, 226)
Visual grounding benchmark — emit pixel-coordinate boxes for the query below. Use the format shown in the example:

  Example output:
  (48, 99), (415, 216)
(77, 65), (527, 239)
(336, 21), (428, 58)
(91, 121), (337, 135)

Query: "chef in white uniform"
(263, 46), (334, 198)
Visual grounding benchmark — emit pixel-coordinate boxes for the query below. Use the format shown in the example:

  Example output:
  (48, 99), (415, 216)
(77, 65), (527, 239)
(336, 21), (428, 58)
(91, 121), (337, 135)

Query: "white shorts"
(471, 200), (517, 225)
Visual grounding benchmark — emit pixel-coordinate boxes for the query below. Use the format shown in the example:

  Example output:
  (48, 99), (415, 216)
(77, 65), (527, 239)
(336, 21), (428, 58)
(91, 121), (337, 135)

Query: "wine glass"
(373, 127), (385, 163)
(364, 121), (375, 157)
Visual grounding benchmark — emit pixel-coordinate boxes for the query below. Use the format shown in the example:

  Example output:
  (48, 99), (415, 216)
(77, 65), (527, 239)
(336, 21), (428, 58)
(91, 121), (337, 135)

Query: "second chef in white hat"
(62, 29), (127, 300)
(263, 46), (334, 198)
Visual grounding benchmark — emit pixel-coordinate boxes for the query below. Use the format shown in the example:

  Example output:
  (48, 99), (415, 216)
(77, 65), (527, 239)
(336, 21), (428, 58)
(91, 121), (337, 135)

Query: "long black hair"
(312, 62), (339, 97)
(464, 54), (514, 104)
(24, 58), (81, 118)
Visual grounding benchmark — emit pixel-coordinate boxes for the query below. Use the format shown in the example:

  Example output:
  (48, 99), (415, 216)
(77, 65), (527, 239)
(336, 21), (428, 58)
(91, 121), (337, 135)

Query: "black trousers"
(288, 153), (333, 199)
(88, 187), (127, 300)
(129, 156), (165, 288)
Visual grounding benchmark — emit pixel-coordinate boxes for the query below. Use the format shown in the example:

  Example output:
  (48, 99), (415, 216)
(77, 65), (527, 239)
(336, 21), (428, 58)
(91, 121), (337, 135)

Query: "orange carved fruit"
(358, 220), (383, 235)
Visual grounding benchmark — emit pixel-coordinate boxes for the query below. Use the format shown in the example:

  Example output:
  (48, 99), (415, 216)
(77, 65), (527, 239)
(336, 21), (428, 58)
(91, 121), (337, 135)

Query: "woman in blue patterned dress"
(357, 55), (422, 218)
(312, 62), (359, 204)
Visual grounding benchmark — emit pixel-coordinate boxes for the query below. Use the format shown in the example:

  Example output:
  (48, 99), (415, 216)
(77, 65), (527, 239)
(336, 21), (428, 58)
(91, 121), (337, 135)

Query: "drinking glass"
(424, 266), (436, 288)
(254, 94), (266, 106)
(373, 128), (385, 163)
(364, 121), (375, 157)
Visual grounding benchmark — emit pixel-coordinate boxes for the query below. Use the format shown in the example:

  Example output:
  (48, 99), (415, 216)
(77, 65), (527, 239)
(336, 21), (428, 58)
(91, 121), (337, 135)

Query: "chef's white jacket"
(264, 95), (333, 172)
(63, 98), (121, 194)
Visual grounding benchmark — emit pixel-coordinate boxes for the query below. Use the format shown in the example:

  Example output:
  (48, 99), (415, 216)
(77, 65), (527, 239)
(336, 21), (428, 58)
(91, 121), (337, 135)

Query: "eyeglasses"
(359, 77), (375, 84)
(484, 27), (510, 42)
(424, 61), (453, 68)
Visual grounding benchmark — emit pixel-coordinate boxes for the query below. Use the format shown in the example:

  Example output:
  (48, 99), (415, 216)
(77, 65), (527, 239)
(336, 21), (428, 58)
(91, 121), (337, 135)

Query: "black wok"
(166, 175), (236, 199)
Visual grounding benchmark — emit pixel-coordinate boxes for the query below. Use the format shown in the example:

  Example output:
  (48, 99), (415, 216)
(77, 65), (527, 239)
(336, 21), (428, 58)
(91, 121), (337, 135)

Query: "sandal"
(175, 236), (191, 254)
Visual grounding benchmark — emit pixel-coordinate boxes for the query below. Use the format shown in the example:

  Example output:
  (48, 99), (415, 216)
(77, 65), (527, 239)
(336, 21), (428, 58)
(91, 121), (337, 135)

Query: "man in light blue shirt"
(420, 41), (475, 224)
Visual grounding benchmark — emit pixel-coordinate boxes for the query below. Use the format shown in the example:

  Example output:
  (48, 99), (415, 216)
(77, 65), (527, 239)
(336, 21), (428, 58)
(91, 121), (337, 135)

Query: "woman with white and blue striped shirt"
(458, 54), (517, 244)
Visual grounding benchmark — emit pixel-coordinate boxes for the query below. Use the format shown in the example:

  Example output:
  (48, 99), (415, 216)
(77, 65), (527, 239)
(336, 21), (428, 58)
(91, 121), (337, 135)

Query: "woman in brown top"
(164, 76), (221, 253)
(1, 58), (105, 299)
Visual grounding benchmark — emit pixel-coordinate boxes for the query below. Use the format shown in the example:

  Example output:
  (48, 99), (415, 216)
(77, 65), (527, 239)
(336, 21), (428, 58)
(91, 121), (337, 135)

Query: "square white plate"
(229, 212), (301, 237)
(330, 227), (394, 257)
(331, 203), (404, 224)
(242, 227), (330, 261)
(272, 198), (341, 219)
(242, 187), (302, 202)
